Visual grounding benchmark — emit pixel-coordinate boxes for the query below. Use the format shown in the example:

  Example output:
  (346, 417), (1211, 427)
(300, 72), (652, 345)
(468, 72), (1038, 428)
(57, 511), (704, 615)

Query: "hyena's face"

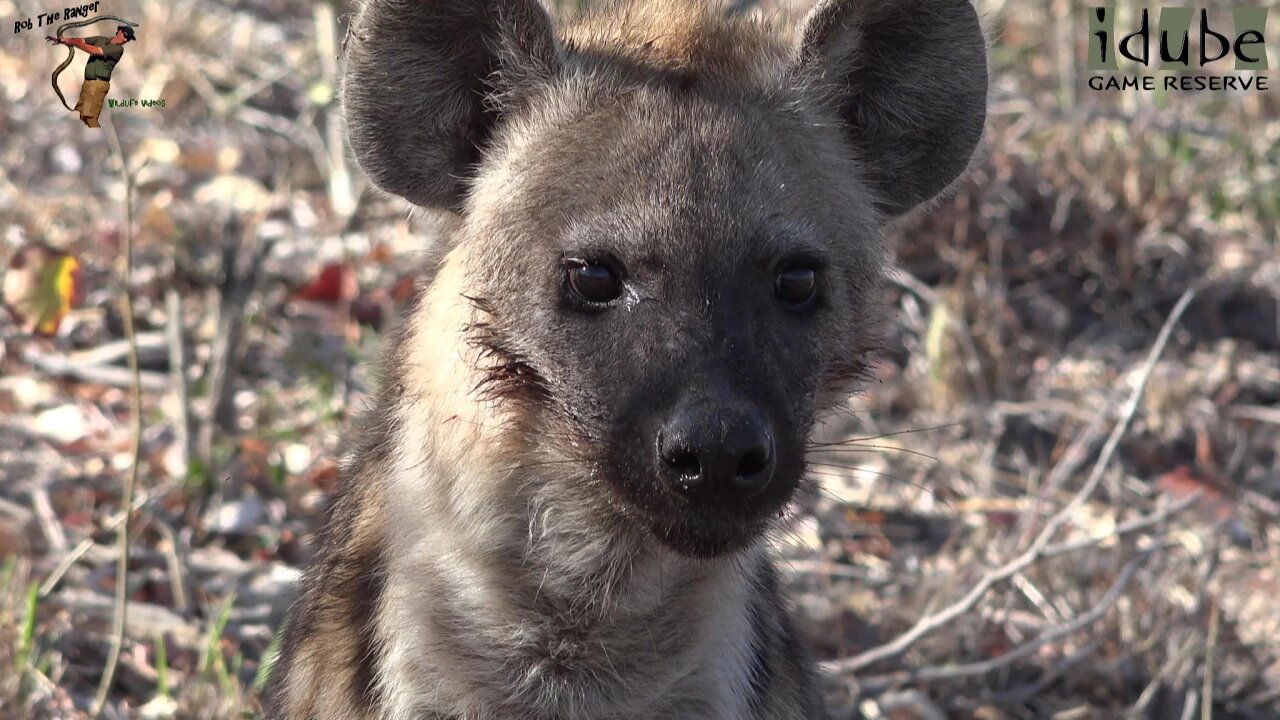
(343, 0), (988, 557)
(459, 90), (886, 556)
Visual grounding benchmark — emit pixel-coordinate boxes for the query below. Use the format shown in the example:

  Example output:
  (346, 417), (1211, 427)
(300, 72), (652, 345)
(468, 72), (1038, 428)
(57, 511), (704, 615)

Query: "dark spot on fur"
(348, 548), (387, 706)
(465, 309), (552, 406)
(745, 587), (773, 712)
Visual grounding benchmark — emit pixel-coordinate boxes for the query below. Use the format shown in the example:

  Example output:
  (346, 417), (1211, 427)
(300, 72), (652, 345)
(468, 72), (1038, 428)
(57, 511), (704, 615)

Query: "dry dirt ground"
(1, 0), (1277, 718)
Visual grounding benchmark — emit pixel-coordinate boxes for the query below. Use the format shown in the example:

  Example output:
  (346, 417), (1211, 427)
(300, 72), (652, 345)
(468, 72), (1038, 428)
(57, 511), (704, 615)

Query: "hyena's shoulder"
(264, 246), (449, 720)
(263, 402), (399, 719)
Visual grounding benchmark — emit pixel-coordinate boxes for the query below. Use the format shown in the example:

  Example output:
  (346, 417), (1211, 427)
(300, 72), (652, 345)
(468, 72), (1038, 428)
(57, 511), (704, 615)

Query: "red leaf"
(366, 242), (394, 265)
(293, 263), (357, 304)
(306, 458), (340, 494)
(390, 274), (418, 304)
(1156, 465), (1237, 523)
(1157, 466), (1222, 503)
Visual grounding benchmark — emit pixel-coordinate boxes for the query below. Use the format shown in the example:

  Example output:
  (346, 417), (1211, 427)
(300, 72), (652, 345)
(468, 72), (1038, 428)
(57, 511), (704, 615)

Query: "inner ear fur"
(799, 0), (988, 219)
(342, 0), (559, 211)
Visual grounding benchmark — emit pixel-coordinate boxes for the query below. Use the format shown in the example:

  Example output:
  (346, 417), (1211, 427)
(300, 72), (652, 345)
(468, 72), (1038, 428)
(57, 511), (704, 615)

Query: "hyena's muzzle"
(646, 384), (795, 556)
(597, 316), (814, 559)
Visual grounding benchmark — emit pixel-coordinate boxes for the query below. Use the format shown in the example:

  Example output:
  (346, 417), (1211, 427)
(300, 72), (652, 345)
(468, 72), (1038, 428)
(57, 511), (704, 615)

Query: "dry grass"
(0, 0), (1277, 718)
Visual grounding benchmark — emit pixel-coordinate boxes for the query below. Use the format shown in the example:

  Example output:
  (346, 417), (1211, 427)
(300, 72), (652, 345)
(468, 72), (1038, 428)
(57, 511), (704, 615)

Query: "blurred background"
(0, 0), (1277, 717)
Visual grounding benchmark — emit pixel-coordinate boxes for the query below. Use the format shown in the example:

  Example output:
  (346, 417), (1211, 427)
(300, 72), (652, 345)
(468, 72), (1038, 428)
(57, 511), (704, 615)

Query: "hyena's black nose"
(658, 404), (776, 499)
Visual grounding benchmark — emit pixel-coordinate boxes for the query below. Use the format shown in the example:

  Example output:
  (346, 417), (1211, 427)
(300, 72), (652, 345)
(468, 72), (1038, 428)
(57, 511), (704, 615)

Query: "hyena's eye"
(564, 258), (624, 309)
(774, 264), (819, 309)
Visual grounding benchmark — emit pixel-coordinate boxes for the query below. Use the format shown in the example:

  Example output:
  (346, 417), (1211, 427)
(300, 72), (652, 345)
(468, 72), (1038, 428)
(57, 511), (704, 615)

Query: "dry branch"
(89, 118), (144, 719)
(854, 547), (1162, 692)
(826, 286), (1200, 676)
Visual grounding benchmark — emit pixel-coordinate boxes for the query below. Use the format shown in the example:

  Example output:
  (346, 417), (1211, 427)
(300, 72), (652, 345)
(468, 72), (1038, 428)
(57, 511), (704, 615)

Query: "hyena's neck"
(372, 396), (763, 719)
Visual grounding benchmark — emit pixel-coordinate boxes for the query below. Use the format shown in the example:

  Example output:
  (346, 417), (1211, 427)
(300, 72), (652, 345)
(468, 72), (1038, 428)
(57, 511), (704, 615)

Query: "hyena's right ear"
(798, 0), (988, 219)
(342, 0), (559, 210)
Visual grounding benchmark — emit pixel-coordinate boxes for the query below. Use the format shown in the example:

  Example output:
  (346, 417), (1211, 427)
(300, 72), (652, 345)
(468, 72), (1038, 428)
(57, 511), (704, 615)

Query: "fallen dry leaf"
(293, 262), (358, 305)
(3, 244), (82, 336)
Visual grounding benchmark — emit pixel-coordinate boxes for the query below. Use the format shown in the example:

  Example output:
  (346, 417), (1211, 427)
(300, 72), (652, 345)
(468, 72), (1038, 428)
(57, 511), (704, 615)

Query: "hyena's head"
(344, 0), (986, 558)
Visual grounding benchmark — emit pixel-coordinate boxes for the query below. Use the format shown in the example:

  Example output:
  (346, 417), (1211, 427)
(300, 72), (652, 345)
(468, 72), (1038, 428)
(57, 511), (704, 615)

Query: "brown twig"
(37, 492), (150, 598)
(1228, 404), (1280, 426)
(891, 268), (991, 406)
(165, 287), (193, 477)
(860, 690), (947, 720)
(853, 547), (1161, 692)
(827, 286), (1200, 675)
(315, 0), (356, 221)
(28, 471), (67, 553)
(779, 559), (883, 583)
(152, 518), (192, 616)
(988, 637), (1105, 705)
(90, 115), (143, 718)
(1202, 599), (1218, 720)
(1038, 490), (1203, 559)
(1130, 633), (1201, 717)
(197, 214), (273, 465)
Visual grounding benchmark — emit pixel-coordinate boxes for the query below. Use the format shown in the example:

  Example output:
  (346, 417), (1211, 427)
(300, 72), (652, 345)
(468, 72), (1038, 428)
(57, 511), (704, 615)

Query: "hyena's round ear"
(798, 0), (988, 219)
(342, 0), (560, 211)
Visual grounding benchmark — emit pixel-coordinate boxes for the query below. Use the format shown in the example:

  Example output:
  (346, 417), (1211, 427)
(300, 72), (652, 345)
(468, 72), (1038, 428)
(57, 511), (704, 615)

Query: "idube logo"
(1088, 6), (1269, 92)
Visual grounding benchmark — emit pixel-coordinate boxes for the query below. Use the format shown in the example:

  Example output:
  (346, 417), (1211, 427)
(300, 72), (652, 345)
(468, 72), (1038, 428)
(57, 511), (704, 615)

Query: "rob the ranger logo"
(1088, 6), (1270, 92)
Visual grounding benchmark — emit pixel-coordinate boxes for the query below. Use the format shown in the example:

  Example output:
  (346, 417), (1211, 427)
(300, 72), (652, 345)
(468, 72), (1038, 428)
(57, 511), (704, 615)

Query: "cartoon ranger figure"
(46, 24), (136, 128)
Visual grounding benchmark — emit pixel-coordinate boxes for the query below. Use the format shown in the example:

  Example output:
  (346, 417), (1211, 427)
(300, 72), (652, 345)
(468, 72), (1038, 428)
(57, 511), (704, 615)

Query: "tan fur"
(563, 0), (790, 83)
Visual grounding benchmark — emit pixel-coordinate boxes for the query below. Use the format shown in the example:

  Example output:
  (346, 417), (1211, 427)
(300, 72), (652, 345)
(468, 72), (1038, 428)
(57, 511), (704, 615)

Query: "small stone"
(283, 443), (312, 475)
(32, 404), (92, 445)
(205, 496), (267, 536)
(0, 375), (58, 411)
(139, 695), (178, 719)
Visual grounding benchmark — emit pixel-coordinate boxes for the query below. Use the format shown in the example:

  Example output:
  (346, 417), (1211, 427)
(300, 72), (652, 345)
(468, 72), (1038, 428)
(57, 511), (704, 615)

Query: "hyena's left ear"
(798, 0), (988, 219)
(342, 0), (559, 210)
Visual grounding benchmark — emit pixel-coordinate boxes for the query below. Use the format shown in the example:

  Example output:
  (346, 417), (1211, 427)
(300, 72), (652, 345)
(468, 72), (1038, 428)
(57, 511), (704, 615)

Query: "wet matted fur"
(266, 1), (987, 718)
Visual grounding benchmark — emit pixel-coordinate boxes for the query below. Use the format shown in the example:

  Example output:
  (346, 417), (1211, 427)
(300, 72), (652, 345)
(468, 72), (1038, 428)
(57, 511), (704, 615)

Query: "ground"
(0, 0), (1277, 718)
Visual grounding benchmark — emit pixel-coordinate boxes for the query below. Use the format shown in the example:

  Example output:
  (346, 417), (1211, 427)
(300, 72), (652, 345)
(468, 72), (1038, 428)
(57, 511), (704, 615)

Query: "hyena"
(266, 0), (986, 718)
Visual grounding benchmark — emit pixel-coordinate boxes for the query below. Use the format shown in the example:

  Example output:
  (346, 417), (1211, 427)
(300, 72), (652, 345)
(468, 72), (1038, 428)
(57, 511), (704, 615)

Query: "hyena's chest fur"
(375, 510), (766, 718)
(363, 334), (816, 718)
(267, 0), (986, 718)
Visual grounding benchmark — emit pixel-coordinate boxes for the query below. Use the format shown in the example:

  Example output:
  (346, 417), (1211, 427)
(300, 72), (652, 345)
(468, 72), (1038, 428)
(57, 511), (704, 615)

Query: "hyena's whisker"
(806, 471), (937, 497)
(813, 422), (963, 445)
(798, 461), (931, 489)
(805, 443), (941, 463)
(816, 403), (868, 421)
(802, 468), (871, 482)
(803, 461), (912, 481)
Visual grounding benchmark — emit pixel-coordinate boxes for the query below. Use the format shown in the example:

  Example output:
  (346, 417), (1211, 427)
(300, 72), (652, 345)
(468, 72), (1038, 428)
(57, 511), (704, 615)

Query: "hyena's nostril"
(734, 440), (773, 491)
(658, 404), (776, 500)
(664, 443), (702, 481)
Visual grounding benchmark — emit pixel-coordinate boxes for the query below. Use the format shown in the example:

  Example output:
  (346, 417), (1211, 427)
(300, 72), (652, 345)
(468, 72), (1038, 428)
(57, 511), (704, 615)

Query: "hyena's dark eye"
(774, 265), (818, 308)
(564, 259), (623, 308)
